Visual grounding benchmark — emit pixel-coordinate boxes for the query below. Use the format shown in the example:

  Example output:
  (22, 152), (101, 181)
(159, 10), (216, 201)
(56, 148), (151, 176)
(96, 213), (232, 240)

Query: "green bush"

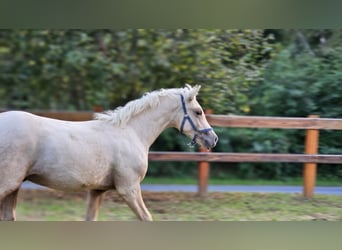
(247, 42), (342, 181)
(0, 29), (272, 114)
(210, 128), (302, 180)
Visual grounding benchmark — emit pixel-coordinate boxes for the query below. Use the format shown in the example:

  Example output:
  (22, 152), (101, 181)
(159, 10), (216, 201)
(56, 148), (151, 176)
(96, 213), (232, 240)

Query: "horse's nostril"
(214, 136), (218, 143)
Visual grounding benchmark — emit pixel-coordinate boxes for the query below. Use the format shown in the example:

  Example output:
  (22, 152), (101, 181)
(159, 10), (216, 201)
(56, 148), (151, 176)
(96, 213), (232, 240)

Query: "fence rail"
(206, 115), (342, 130)
(1, 110), (341, 197)
(148, 152), (342, 164)
(26, 111), (94, 121)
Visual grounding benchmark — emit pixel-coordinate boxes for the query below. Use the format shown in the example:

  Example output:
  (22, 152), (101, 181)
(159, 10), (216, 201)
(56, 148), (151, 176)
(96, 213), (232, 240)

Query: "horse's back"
(0, 111), (37, 141)
(0, 110), (78, 170)
(0, 110), (45, 129)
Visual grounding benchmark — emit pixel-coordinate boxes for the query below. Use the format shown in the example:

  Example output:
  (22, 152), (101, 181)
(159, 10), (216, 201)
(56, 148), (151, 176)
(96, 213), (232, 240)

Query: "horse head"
(176, 84), (218, 149)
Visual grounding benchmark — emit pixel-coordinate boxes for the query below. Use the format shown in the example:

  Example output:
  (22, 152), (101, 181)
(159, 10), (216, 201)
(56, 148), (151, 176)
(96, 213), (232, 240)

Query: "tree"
(207, 30), (342, 181)
(245, 30), (342, 180)
(0, 29), (274, 113)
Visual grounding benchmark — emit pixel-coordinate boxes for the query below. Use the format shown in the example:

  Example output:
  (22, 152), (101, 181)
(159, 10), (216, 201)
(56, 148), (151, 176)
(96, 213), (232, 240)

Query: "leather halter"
(179, 94), (213, 146)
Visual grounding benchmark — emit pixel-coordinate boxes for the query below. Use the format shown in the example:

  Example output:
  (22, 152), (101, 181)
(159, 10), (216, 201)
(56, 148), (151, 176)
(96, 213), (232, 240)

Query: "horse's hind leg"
(0, 189), (20, 221)
(116, 183), (152, 221)
(0, 160), (29, 221)
(0, 176), (25, 221)
(85, 190), (106, 221)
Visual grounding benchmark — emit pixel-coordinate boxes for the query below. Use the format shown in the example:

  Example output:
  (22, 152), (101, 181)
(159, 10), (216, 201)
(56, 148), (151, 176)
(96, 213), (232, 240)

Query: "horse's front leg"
(85, 190), (106, 221)
(116, 183), (153, 221)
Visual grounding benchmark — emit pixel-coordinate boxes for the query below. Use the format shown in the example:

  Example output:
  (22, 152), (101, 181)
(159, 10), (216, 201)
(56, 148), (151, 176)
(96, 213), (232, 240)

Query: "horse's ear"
(188, 84), (201, 102)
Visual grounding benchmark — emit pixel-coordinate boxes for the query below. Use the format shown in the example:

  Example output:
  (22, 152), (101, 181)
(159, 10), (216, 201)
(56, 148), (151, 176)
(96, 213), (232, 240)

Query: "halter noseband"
(179, 94), (213, 146)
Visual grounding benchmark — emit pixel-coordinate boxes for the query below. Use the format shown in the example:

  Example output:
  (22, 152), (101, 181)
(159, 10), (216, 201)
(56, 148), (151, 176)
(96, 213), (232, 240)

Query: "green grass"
(15, 189), (342, 221)
(142, 177), (342, 186)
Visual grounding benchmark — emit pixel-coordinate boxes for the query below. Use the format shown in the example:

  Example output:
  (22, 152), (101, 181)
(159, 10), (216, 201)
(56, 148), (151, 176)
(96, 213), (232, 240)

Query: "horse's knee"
(116, 185), (140, 202)
(116, 185), (152, 221)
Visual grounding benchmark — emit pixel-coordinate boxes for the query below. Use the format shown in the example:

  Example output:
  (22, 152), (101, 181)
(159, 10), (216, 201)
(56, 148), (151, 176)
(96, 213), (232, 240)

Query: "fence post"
(303, 115), (320, 198)
(197, 109), (213, 197)
(93, 106), (104, 112)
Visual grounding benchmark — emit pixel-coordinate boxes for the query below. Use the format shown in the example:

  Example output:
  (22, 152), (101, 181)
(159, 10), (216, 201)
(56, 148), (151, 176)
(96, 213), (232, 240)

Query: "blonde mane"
(94, 86), (192, 127)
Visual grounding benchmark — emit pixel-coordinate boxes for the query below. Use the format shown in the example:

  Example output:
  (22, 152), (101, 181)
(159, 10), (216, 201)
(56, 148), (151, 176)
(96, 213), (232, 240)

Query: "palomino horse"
(0, 84), (218, 221)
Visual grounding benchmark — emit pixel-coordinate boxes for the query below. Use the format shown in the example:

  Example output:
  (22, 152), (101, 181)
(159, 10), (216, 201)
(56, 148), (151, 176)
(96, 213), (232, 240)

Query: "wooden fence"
(1, 110), (341, 197)
(150, 114), (342, 197)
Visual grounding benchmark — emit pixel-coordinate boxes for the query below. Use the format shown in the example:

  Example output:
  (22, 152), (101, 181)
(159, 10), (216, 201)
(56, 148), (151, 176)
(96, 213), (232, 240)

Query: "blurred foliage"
(151, 30), (341, 180)
(0, 29), (273, 113)
(210, 128), (297, 180)
(226, 29), (342, 180)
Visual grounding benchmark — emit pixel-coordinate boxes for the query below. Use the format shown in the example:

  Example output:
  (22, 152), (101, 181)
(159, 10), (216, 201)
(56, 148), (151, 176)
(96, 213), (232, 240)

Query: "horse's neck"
(128, 96), (178, 149)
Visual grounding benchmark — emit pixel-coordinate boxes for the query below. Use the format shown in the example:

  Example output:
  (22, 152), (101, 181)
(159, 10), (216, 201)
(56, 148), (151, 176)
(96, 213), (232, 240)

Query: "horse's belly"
(28, 143), (115, 191)
(26, 168), (114, 191)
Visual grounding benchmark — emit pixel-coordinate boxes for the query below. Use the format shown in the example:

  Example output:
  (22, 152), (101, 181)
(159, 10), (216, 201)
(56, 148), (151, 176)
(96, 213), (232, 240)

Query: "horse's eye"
(195, 110), (202, 116)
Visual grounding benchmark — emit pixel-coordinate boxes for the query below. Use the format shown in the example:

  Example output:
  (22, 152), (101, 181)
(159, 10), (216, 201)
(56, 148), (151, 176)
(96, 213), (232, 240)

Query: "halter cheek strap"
(179, 94), (213, 146)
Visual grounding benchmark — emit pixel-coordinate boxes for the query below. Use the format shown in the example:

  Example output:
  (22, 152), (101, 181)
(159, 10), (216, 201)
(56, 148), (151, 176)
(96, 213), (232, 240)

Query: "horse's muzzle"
(199, 131), (218, 149)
